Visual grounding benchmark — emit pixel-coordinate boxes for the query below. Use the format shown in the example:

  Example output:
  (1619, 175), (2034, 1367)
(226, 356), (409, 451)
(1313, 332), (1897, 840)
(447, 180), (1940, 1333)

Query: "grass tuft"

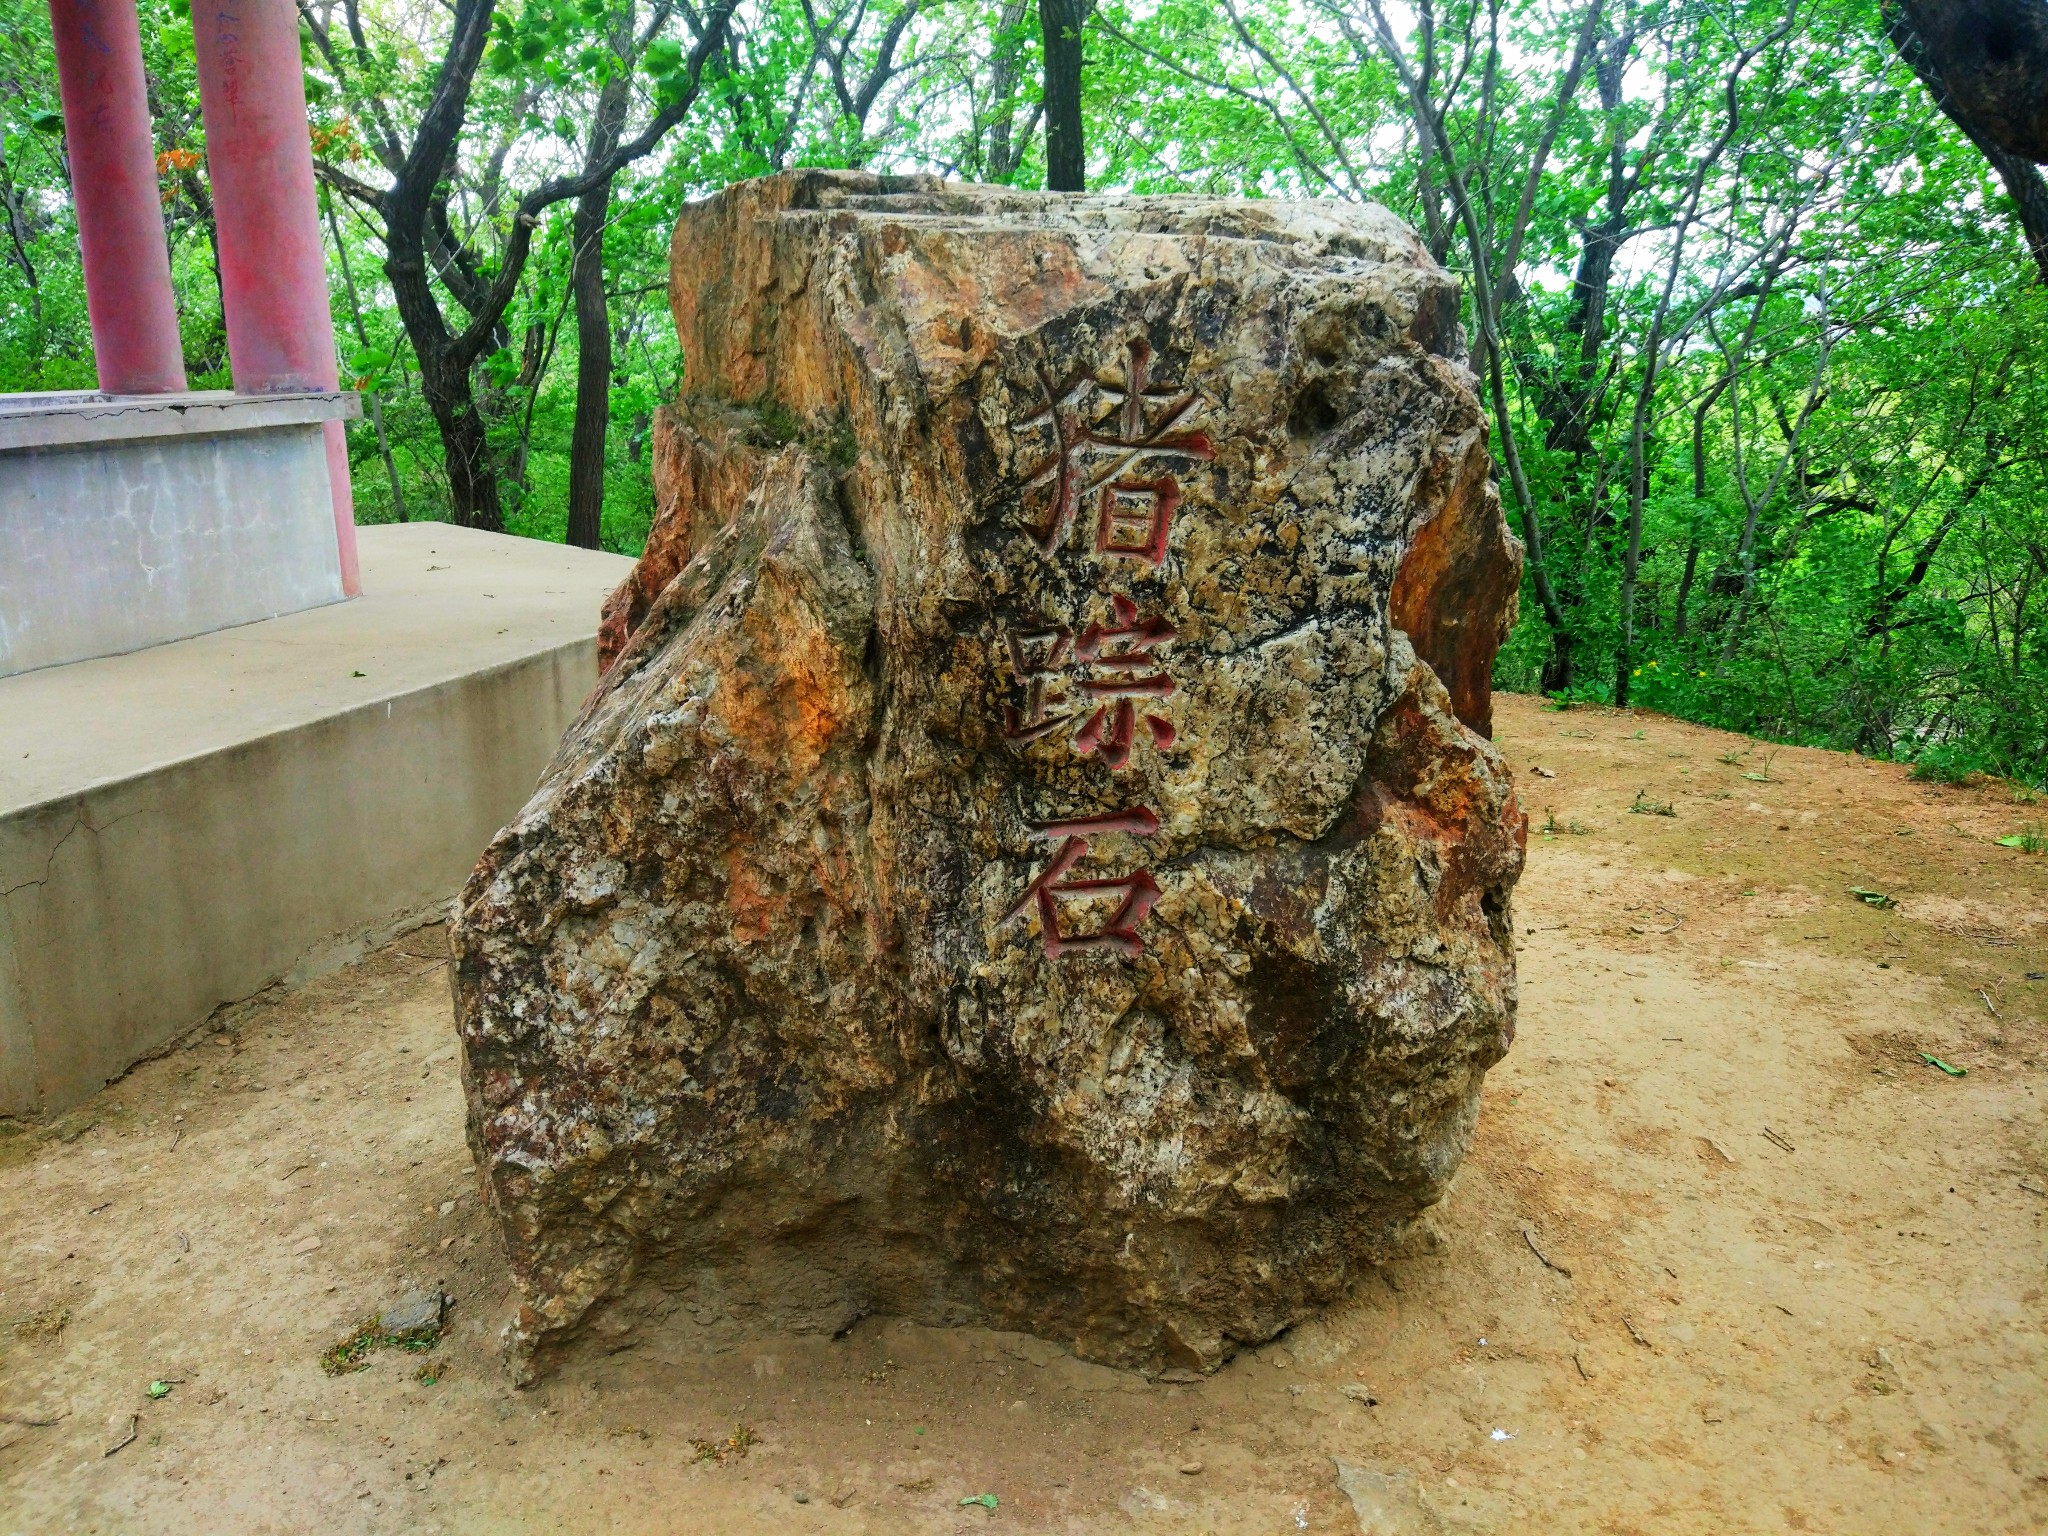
(690, 1423), (758, 1464)
(320, 1313), (444, 1376)
(320, 1319), (382, 1376)
(1907, 746), (1978, 785)
(1995, 824), (2046, 855)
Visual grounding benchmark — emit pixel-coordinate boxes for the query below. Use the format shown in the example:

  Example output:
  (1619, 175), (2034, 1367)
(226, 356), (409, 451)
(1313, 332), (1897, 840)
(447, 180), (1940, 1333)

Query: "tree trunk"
(418, 343), (503, 530)
(1889, 0), (2048, 280)
(324, 194), (407, 522)
(986, 1), (1035, 180)
(0, 148), (42, 344)
(1540, 632), (1575, 693)
(441, 396), (504, 529)
(1674, 540), (1704, 639)
(567, 65), (632, 551)
(1887, 0), (2048, 163)
(386, 190), (504, 529)
(1525, 21), (1635, 695)
(1040, 0), (1087, 192)
(1675, 373), (1730, 640)
(1546, 223), (1624, 455)
(177, 169), (228, 374)
(1980, 139), (2048, 282)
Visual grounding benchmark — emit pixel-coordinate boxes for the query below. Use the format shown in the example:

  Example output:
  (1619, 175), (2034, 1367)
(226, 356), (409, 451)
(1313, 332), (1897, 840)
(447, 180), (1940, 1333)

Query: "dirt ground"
(2, 694), (2044, 1535)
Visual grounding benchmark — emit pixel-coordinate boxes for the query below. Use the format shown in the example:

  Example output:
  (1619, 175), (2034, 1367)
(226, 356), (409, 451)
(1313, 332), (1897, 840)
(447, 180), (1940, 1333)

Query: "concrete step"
(0, 522), (631, 1118)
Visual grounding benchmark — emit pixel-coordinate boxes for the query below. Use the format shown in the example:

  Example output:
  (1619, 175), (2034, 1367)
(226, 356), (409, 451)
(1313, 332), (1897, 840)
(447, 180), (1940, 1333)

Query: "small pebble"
(793, 1491), (810, 1504)
(1179, 1461), (1203, 1475)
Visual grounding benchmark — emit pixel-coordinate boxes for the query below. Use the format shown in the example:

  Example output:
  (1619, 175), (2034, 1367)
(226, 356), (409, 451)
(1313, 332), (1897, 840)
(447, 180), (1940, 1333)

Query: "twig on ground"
(1523, 1227), (1572, 1277)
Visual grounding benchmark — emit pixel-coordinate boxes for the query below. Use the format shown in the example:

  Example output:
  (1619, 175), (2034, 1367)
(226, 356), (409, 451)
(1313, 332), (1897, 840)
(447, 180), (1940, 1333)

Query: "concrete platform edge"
(1, 638), (594, 1120)
(3, 645), (586, 825)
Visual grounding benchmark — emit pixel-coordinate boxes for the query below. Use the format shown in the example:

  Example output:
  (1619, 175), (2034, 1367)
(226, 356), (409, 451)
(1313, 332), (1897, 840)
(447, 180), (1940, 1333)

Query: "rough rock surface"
(454, 171), (1526, 1381)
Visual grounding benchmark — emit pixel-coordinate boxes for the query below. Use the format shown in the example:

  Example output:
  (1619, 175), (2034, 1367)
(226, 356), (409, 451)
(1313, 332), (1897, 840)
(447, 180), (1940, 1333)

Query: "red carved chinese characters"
(1005, 338), (1209, 962)
(1002, 596), (1178, 770)
(1003, 808), (1163, 960)
(1020, 338), (1213, 564)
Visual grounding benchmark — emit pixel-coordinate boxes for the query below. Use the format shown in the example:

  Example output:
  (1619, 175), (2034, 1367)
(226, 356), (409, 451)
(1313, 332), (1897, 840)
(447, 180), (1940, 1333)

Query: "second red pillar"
(189, 0), (359, 593)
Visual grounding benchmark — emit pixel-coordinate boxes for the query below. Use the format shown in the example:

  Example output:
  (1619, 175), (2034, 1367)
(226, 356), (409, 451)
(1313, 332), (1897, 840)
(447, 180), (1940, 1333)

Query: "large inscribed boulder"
(453, 171), (1526, 1382)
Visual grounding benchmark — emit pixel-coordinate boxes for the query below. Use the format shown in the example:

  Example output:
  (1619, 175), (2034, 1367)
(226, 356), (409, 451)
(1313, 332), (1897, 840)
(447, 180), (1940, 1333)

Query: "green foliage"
(1906, 744), (1982, 785)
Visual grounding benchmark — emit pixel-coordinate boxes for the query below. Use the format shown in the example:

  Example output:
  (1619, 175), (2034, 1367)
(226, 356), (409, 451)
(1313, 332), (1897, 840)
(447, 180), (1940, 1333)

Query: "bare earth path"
(3, 695), (2044, 1534)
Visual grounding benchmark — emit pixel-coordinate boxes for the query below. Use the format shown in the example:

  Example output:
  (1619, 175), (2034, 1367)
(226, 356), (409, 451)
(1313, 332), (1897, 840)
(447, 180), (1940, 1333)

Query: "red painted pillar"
(188, 0), (359, 594)
(47, 0), (187, 394)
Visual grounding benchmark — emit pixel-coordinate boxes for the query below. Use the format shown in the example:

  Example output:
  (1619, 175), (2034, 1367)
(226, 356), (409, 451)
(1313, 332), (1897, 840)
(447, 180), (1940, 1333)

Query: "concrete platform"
(0, 522), (632, 1118)
(0, 390), (360, 676)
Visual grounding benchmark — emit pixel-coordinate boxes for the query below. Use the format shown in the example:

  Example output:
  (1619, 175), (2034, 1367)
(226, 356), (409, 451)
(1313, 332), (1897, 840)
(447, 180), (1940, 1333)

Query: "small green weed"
(1743, 750), (1781, 783)
(691, 1423), (758, 1464)
(751, 399), (802, 446)
(319, 1314), (444, 1377)
(320, 1320), (381, 1376)
(1907, 745), (1978, 785)
(1996, 824), (2046, 855)
(821, 412), (858, 469)
(1630, 790), (1677, 817)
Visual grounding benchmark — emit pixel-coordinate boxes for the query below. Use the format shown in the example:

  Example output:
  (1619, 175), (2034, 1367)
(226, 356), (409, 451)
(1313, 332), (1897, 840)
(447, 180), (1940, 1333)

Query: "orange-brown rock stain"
(1389, 428), (1522, 740)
